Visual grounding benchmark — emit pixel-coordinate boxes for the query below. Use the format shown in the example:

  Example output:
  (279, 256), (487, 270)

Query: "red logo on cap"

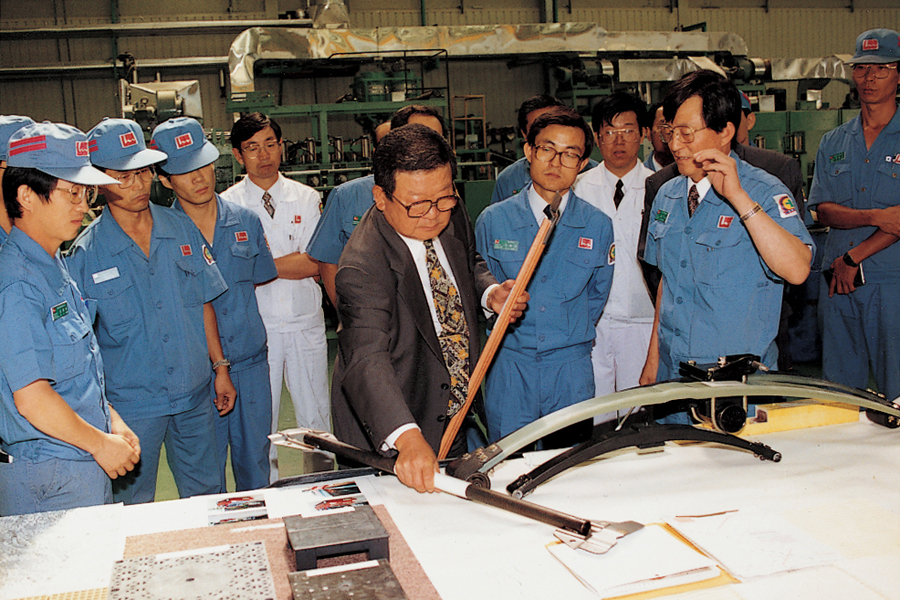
(180, 244), (192, 256)
(235, 231), (248, 242)
(75, 141), (90, 157)
(175, 133), (193, 149)
(120, 132), (138, 148)
(862, 39), (879, 51)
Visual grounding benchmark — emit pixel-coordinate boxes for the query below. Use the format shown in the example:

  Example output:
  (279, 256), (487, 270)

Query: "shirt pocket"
(50, 313), (91, 383)
(693, 228), (746, 287)
(873, 161), (900, 208)
(96, 276), (135, 328)
(826, 161), (854, 205)
(174, 257), (204, 307)
(229, 242), (258, 283)
(559, 245), (600, 298)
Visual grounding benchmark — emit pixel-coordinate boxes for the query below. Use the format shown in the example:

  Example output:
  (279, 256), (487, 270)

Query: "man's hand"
(393, 429), (439, 493)
(692, 149), (749, 206)
(214, 369), (237, 416)
(879, 205), (900, 237)
(92, 433), (140, 479)
(639, 355), (659, 386)
(487, 280), (530, 323)
(110, 409), (141, 456)
(828, 256), (860, 297)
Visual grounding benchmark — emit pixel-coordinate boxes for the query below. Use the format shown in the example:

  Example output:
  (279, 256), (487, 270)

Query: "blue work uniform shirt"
(0, 227), (7, 246)
(66, 203), (227, 420)
(0, 228), (110, 462)
(808, 108), (900, 282)
(645, 153), (814, 377)
(173, 195), (277, 371)
(476, 186), (615, 357)
(307, 175), (375, 265)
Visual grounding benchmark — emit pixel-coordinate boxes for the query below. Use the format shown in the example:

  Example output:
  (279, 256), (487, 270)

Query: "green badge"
(654, 209), (669, 224)
(352, 215), (362, 226)
(829, 152), (845, 163)
(493, 239), (519, 251)
(51, 301), (69, 321)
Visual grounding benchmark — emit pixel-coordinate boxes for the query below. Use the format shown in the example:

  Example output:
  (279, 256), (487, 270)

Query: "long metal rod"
(438, 192), (563, 459)
(287, 430), (591, 536)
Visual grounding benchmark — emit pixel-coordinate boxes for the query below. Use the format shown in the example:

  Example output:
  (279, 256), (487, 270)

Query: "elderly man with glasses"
(639, 71), (813, 408)
(809, 28), (900, 404)
(67, 117), (230, 504)
(0, 121), (140, 515)
(332, 123), (526, 493)
(475, 107), (614, 445)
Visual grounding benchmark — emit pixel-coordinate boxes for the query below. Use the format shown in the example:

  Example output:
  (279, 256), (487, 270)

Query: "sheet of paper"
(732, 565), (887, 600)
(667, 508), (843, 579)
(547, 524), (719, 599)
(779, 499), (900, 560)
(263, 479), (367, 519)
(120, 495), (206, 537)
(0, 504), (124, 598)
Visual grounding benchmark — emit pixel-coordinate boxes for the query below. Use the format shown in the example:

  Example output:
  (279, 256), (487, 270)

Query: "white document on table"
(547, 523), (719, 599)
(667, 508), (843, 580)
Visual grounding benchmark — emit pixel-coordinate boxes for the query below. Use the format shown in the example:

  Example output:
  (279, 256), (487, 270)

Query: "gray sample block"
(284, 505), (389, 570)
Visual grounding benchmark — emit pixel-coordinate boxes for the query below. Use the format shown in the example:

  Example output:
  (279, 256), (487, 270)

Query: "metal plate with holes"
(289, 559), (408, 600)
(107, 541), (276, 600)
(284, 505), (389, 570)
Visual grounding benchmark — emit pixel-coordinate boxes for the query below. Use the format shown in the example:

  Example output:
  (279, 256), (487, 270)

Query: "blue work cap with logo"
(150, 117), (219, 175)
(846, 29), (900, 64)
(6, 122), (118, 186)
(88, 117), (168, 171)
(0, 115), (36, 162)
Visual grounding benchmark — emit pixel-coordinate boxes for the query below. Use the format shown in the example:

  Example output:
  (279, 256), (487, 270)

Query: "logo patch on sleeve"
(654, 209), (669, 224)
(202, 244), (215, 266)
(493, 239), (519, 252)
(578, 237), (593, 250)
(180, 244), (193, 256)
(607, 242), (616, 265)
(51, 301), (69, 321)
(718, 215), (734, 228)
(235, 231), (248, 242)
(774, 194), (797, 218)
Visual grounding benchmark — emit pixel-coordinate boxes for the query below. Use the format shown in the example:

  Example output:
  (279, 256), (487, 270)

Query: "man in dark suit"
(332, 124), (526, 493)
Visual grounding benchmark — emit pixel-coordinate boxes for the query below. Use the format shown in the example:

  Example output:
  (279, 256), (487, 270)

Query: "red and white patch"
(175, 133), (193, 149)
(718, 215), (735, 228)
(235, 231), (248, 243)
(180, 244), (193, 256)
(119, 131), (138, 148)
(75, 141), (90, 157)
(578, 237), (593, 250)
(862, 39), (879, 51)
(293, 215), (302, 224)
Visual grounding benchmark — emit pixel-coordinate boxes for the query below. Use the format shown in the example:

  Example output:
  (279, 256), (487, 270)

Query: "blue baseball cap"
(0, 115), (35, 162)
(87, 117), (167, 171)
(150, 117), (219, 175)
(7, 121), (118, 186)
(846, 29), (900, 64)
(740, 92), (752, 112)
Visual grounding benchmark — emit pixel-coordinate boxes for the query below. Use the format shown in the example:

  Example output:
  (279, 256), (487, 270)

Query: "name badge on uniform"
(718, 216), (734, 228)
(352, 215), (362, 226)
(829, 152), (844, 163)
(493, 239), (518, 251)
(180, 244), (193, 256)
(202, 244), (215, 266)
(578, 237), (593, 250)
(235, 231), (248, 243)
(774, 194), (797, 218)
(51, 301), (69, 321)
(607, 242), (616, 265)
(92, 266), (120, 284)
(654, 209), (669, 224)
(293, 215), (302, 224)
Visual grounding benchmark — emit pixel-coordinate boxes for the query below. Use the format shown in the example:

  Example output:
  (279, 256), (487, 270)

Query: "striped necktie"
(687, 184), (700, 217)
(262, 191), (275, 218)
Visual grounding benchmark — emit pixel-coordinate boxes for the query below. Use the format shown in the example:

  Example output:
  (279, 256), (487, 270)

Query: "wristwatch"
(211, 358), (231, 371)
(842, 252), (859, 268)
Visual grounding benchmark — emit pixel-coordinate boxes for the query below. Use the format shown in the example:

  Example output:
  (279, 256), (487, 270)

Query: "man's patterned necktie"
(687, 184), (700, 217)
(613, 179), (624, 209)
(424, 238), (470, 417)
(262, 191), (275, 218)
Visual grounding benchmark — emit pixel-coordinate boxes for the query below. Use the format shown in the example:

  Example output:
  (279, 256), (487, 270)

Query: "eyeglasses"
(241, 140), (281, 158)
(532, 144), (584, 168)
(851, 64), (898, 80)
(54, 184), (95, 205)
(387, 190), (459, 218)
(111, 166), (154, 189)
(657, 124), (710, 144)
(598, 128), (641, 144)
